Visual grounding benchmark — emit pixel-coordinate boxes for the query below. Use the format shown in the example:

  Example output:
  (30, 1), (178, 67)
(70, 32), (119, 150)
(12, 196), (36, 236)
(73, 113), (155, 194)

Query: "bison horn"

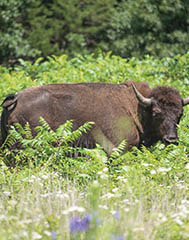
(183, 96), (189, 106)
(131, 83), (152, 107)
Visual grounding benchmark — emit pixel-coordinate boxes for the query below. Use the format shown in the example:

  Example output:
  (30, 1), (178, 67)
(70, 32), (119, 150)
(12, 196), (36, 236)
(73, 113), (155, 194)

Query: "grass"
(0, 52), (189, 239)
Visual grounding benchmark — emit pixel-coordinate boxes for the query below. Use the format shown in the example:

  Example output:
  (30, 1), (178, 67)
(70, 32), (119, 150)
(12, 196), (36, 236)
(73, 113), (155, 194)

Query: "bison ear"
(183, 96), (189, 106)
(131, 83), (152, 107)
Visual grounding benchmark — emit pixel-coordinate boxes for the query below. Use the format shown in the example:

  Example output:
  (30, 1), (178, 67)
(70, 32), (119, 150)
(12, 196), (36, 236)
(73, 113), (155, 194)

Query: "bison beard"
(0, 81), (189, 154)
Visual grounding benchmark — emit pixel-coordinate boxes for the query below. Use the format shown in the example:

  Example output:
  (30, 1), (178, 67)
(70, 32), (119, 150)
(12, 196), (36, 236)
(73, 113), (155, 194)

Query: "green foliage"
(1, 118), (104, 183)
(107, 0), (189, 58)
(0, 53), (188, 239)
(1, 0), (189, 64)
(25, 0), (115, 58)
(0, 0), (39, 65)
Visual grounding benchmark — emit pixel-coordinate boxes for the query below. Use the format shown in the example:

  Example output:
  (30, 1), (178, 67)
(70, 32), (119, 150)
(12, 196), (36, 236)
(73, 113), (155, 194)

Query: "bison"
(0, 81), (189, 154)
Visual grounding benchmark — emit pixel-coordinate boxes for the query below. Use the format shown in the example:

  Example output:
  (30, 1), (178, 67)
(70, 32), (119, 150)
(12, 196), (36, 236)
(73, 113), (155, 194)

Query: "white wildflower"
(142, 163), (150, 167)
(174, 217), (184, 226)
(158, 167), (171, 173)
(93, 180), (99, 186)
(133, 227), (144, 232)
(158, 213), (167, 223)
(3, 191), (11, 197)
(41, 175), (49, 180)
(117, 176), (124, 180)
(176, 183), (185, 190)
(102, 193), (115, 199)
(122, 199), (131, 205)
(21, 231), (28, 238)
(99, 205), (108, 210)
(97, 171), (108, 179)
(56, 193), (69, 199)
(32, 232), (42, 239)
(185, 163), (189, 170)
(0, 215), (6, 220)
(150, 169), (156, 175)
(62, 206), (85, 215)
(44, 231), (51, 236)
(181, 199), (189, 205)
(112, 188), (119, 193)
(102, 167), (109, 173)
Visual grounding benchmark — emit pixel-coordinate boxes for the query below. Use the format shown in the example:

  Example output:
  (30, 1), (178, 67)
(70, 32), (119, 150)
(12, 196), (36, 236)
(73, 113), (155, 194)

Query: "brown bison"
(1, 81), (189, 154)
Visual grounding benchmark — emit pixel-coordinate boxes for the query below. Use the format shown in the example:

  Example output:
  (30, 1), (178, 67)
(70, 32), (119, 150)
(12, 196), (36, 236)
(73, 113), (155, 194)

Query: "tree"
(106, 0), (189, 58)
(0, 0), (39, 65)
(26, 0), (116, 57)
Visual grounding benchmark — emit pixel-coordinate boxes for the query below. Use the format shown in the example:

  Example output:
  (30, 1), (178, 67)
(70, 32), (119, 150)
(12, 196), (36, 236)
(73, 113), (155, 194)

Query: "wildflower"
(99, 205), (108, 210)
(110, 234), (124, 240)
(68, 206), (85, 213)
(92, 211), (102, 226)
(174, 217), (184, 226)
(158, 213), (167, 223)
(32, 232), (42, 239)
(111, 211), (120, 220)
(150, 169), (156, 175)
(102, 193), (115, 199)
(51, 231), (57, 239)
(69, 213), (91, 234)
(41, 175), (49, 180)
(158, 167), (171, 173)
(185, 163), (189, 170)
(142, 163), (150, 167)
(62, 206), (86, 215)
(133, 227), (144, 232)
(3, 191), (11, 197)
(112, 188), (119, 193)
(124, 208), (129, 212)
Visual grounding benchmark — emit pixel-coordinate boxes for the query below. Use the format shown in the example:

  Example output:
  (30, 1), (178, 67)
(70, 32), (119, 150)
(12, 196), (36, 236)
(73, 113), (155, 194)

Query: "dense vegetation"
(0, 52), (188, 239)
(1, 0), (189, 65)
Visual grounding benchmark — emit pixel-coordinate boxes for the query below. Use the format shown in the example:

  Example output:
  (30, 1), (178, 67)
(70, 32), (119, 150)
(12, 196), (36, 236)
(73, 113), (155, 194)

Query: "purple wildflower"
(51, 231), (57, 239)
(92, 211), (102, 226)
(69, 213), (91, 234)
(110, 234), (124, 240)
(113, 211), (120, 220)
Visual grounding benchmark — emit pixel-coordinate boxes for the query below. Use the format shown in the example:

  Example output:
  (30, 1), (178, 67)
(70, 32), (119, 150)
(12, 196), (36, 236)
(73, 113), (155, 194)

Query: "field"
(0, 52), (189, 240)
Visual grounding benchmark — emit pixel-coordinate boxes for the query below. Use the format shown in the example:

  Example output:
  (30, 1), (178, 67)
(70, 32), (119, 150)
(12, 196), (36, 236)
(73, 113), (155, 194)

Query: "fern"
(24, 122), (33, 140)
(1, 130), (17, 149)
(108, 140), (127, 164)
(1, 118), (96, 167)
(63, 122), (95, 145)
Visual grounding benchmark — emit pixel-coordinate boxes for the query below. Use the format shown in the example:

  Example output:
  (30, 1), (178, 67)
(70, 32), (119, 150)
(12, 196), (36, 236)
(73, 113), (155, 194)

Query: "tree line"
(0, 0), (189, 65)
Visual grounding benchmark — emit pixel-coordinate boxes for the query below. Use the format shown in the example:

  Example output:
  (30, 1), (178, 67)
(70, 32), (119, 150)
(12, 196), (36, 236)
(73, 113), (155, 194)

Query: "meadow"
(0, 52), (188, 240)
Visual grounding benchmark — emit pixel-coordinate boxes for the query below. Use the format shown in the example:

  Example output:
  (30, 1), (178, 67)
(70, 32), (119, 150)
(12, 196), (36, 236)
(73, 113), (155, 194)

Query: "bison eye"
(152, 106), (162, 119)
(152, 110), (163, 120)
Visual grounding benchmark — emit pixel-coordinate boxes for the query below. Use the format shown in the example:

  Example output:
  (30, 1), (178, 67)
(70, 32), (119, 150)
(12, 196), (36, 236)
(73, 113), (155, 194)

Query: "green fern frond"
(10, 125), (24, 143)
(24, 122), (33, 140)
(109, 139), (127, 162)
(64, 122), (95, 145)
(38, 117), (52, 132)
(56, 120), (73, 137)
(1, 131), (16, 149)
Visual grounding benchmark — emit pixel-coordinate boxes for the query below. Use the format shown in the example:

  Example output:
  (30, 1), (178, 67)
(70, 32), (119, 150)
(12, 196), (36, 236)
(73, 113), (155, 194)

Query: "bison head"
(132, 84), (189, 145)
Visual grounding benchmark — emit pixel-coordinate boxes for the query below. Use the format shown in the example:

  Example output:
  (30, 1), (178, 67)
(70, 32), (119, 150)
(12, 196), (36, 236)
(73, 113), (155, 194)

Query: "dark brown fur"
(0, 81), (187, 154)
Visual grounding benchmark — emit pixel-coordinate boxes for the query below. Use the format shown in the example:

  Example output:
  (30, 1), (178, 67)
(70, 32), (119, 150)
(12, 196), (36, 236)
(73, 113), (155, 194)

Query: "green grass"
(0, 52), (189, 239)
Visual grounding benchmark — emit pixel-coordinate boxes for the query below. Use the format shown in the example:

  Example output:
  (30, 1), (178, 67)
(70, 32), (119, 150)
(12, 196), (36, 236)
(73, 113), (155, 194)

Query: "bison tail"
(0, 94), (17, 146)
